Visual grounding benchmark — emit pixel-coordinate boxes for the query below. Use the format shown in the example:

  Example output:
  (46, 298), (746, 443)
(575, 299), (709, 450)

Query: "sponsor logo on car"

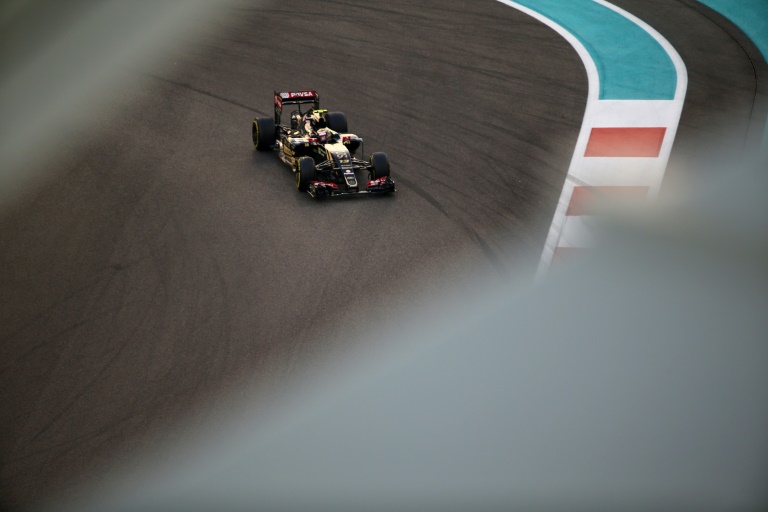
(279, 91), (316, 100)
(289, 91), (315, 99)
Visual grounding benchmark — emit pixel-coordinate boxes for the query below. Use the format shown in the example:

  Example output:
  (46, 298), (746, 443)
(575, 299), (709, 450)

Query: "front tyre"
(297, 157), (315, 191)
(253, 117), (276, 150)
(370, 152), (390, 179)
(326, 112), (348, 133)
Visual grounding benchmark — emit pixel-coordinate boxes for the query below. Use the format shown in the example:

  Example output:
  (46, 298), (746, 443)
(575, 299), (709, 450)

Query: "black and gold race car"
(252, 90), (395, 198)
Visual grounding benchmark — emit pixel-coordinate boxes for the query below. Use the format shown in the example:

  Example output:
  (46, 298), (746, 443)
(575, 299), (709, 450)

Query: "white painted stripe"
(539, 176), (577, 259)
(569, 158), (664, 187)
(588, 100), (685, 127)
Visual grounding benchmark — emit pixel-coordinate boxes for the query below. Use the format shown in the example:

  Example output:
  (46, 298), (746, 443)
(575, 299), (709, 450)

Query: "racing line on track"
(494, 0), (687, 274)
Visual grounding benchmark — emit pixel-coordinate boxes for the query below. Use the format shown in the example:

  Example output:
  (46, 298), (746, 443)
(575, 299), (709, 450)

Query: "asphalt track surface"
(0, 0), (764, 509)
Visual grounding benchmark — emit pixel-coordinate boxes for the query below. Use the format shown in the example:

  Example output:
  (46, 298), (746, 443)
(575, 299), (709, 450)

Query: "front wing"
(307, 176), (396, 198)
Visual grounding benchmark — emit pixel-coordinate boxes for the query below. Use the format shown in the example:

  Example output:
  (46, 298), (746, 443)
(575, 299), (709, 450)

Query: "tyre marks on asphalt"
(692, 0), (768, 151)
(143, 73), (269, 116)
(696, 0), (768, 62)
(0, 2), (589, 507)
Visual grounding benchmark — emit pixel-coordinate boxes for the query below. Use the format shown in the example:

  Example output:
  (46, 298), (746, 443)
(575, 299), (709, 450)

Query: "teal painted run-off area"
(513, 0), (677, 100)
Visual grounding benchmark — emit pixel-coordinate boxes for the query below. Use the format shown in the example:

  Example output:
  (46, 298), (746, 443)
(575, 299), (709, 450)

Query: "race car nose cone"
(343, 172), (357, 189)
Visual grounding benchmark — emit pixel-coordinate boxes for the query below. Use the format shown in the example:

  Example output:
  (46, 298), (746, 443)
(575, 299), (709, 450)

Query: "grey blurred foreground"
(61, 162), (768, 512)
(0, 0), (231, 210)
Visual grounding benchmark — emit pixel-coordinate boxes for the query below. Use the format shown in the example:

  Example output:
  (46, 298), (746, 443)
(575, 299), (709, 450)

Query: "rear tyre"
(297, 157), (315, 191)
(370, 152), (390, 179)
(253, 117), (276, 150)
(326, 112), (348, 133)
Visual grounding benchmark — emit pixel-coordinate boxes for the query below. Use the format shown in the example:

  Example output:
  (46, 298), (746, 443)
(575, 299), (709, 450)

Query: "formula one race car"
(252, 90), (395, 198)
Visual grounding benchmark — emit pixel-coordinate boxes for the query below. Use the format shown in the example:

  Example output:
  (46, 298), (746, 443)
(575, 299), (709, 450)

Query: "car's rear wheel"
(370, 152), (390, 179)
(253, 117), (276, 150)
(297, 157), (315, 191)
(326, 112), (348, 133)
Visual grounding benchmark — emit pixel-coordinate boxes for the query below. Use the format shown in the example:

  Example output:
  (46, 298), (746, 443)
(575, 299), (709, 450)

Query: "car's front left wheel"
(297, 157), (315, 191)
(370, 152), (390, 179)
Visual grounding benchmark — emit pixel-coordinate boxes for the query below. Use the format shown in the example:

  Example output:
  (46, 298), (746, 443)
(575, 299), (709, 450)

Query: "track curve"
(610, 0), (767, 188)
(0, 1), (763, 509)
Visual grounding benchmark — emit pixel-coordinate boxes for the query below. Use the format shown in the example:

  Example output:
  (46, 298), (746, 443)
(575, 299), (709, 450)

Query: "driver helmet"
(311, 110), (328, 128)
(317, 128), (329, 143)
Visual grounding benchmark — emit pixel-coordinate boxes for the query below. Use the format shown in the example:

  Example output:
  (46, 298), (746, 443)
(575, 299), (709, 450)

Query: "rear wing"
(274, 90), (320, 125)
